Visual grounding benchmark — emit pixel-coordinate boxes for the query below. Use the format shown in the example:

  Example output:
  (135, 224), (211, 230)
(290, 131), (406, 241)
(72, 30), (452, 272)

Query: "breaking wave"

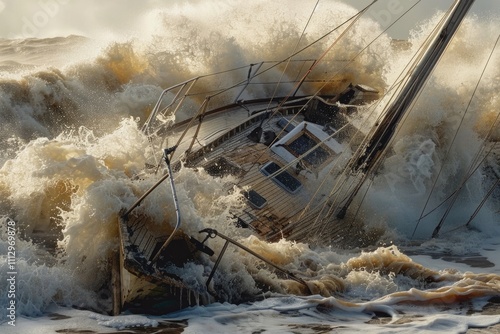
(0, 1), (498, 326)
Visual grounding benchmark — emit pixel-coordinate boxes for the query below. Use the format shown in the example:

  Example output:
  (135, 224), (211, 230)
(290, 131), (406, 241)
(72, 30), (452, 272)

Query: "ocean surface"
(0, 1), (499, 333)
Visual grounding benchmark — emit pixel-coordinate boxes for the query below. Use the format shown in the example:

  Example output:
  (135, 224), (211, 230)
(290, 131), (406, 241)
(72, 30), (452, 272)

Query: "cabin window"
(261, 162), (302, 194)
(286, 133), (331, 167)
(244, 190), (267, 209)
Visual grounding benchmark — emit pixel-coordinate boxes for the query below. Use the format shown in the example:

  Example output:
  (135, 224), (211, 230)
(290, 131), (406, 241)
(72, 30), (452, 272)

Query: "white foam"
(0, 2), (498, 333)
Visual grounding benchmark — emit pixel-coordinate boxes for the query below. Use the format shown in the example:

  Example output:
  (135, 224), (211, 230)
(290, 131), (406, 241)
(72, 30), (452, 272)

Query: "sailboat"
(113, 0), (496, 315)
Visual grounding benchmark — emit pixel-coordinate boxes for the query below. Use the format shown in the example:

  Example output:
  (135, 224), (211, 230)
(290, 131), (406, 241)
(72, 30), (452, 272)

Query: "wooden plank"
(111, 251), (121, 315)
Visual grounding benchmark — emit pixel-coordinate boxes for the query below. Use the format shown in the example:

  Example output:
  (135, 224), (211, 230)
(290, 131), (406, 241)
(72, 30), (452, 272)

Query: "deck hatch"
(286, 133), (331, 167)
(261, 161), (302, 194)
(244, 189), (267, 209)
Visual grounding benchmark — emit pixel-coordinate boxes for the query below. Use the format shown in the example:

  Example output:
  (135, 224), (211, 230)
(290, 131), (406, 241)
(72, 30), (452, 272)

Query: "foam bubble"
(0, 1), (498, 327)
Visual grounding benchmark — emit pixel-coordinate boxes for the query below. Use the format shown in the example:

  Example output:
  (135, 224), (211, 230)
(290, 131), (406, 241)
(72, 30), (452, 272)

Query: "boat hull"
(116, 212), (211, 315)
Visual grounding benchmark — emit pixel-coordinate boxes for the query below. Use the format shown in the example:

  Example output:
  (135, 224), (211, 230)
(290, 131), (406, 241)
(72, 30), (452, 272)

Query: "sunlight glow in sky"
(0, 0), (497, 40)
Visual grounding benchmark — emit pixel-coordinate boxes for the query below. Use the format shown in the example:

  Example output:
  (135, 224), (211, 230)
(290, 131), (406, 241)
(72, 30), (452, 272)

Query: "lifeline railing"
(150, 147), (181, 264)
(120, 146), (312, 293)
(193, 228), (312, 298)
(141, 59), (318, 138)
(139, 58), (341, 167)
(119, 146), (182, 265)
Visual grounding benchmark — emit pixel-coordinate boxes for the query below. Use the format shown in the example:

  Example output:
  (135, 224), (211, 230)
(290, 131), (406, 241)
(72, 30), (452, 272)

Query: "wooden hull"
(114, 89), (380, 314)
(116, 212), (212, 315)
(119, 254), (204, 314)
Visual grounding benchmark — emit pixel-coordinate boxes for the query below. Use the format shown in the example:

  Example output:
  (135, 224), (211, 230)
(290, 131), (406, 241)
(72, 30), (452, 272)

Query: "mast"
(337, 0), (476, 219)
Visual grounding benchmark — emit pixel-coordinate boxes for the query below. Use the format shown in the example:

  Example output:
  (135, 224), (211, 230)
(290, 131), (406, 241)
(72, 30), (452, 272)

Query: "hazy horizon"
(0, 0), (498, 40)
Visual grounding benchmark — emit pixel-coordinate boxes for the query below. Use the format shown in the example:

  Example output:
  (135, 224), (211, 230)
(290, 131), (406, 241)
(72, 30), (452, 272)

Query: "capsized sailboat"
(114, 0), (487, 315)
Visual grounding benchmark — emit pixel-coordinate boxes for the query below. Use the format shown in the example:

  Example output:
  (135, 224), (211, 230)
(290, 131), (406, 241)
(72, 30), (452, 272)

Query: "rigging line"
(264, 0), (321, 113)
(422, 95), (500, 225)
(250, 120), (352, 194)
(336, 130), (500, 235)
(298, 0), (424, 210)
(411, 9), (488, 236)
(429, 34), (500, 238)
(442, 141), (498, 235)
(432, 153), (490, 237)
(350, 4), (450, 172)
(316, 158), (368, 223)
(352, 7), (476, 233)
(400, 107), (498, 223)
(441, 120), (499, 233)
(308, 167), (356, 233)
(427, 112), (500, 223)
(234, 2), (380, 186)
(465, 178), (500, 227)
(270, 0), (378, 111)
(312, 172), (361, 238)
(348, 174), (374, 227)
(317, 97), (434, 233)
(346, 0), (442, 147)
(321, 0), (422, 102)
(344, 3), (474, 210)
(365, 20), (448, 154)
(209, 1), (379, 104)
(346, 13), (448, 178)
(287, 0), (378, 61)
(445, 175), (500, 235)
(233, 6), (381, 190)
(272, 0), (429, 235)
(148, 2), (378, 147)
(182, 58), (309, 84)
(417, 142), (497, 221)
(263, 0), (379, 121)
(250, 0), (422, 229)
(344, 62), (428, 176)
(312, 90), (423, 235)
(299, 106), (392, 229)
(305, 0), (424, 164)
(318, 154), (379, 239)
(318, 0), (417, 106)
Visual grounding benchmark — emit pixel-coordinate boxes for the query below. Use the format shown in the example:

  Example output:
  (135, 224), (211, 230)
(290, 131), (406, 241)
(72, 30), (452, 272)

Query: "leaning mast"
(337, 0), (476, 219)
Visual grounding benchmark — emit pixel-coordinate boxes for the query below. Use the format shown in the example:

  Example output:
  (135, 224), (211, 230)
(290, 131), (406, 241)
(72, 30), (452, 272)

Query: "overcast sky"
(342, 0), (499, 39)
(0, 0), (498, 40)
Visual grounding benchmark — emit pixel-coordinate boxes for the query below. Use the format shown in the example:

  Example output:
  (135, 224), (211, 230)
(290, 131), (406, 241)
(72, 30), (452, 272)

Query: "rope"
(234, 1), (380, 188)
(280, 1), (429, 240)
(264, 0), (380, 122)
(466, 172), (499, 227)
(429, 34), (500, 238)
(416, 140), (498, 223)
(264, 0), (321, 113)
(308, 0), (426, 234)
